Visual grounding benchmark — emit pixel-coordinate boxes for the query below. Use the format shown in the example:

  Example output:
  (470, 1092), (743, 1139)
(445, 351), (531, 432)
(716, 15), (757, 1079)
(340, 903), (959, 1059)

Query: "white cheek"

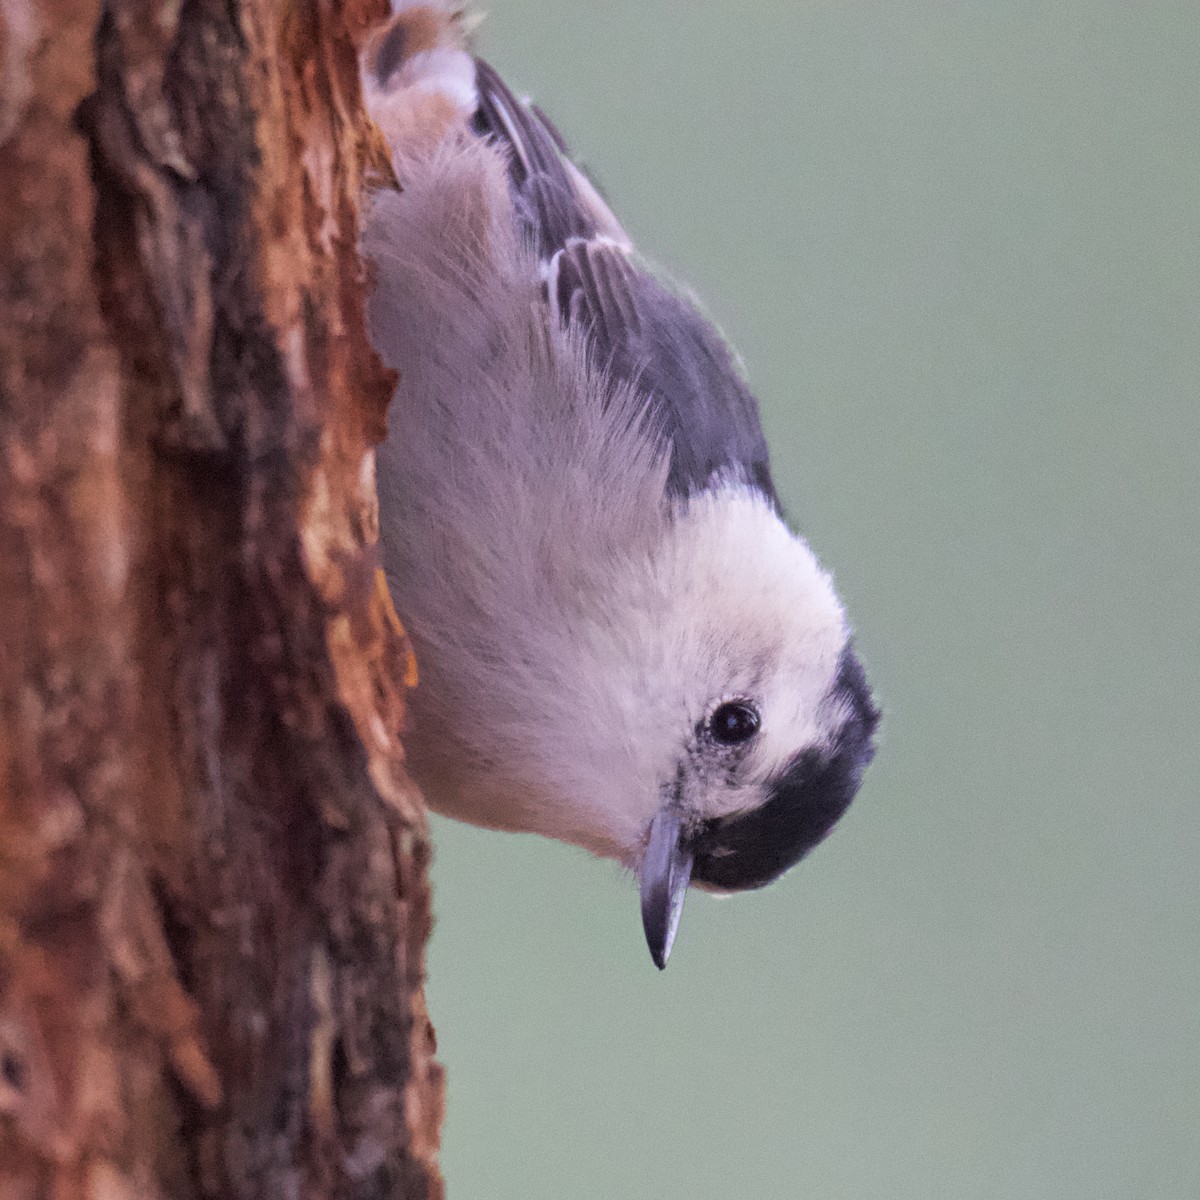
(758, 653), (845, 763)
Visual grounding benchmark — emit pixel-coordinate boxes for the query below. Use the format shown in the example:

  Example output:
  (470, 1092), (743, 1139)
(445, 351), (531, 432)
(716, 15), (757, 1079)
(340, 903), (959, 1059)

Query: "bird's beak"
(639, 806), (694, 970)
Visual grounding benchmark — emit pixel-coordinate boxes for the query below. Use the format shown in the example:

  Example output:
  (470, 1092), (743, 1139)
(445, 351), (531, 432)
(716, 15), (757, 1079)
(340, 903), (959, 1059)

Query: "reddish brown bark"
(0, 2), (443, 1197)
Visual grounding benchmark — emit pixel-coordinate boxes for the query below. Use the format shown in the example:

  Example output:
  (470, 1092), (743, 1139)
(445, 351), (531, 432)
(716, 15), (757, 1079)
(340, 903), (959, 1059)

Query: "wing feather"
(473, 58), (778, 503)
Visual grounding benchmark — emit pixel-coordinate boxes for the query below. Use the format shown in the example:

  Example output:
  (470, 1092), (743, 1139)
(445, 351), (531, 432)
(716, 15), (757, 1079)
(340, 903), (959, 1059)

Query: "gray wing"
(473, 59), (779, 505)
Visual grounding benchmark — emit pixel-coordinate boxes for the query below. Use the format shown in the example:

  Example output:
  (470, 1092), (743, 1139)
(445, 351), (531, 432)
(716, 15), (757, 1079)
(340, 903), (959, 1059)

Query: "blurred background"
(425, 3), (1200, 1197)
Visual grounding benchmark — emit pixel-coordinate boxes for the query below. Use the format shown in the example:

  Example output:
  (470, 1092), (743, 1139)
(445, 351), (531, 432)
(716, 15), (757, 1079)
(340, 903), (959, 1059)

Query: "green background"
(424, 3), (1200, 1197)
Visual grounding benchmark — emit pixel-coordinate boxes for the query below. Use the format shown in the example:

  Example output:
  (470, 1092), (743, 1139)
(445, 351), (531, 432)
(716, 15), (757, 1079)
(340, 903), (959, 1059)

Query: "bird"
(359, 2), (880, 969)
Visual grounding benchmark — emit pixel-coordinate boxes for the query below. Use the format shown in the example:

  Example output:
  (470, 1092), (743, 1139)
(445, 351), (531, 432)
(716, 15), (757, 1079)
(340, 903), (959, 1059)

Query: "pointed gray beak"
(639, 807), (695, 969)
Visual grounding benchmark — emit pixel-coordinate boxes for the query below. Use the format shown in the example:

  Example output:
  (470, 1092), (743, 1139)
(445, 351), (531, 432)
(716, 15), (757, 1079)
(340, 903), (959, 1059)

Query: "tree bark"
(0, 2), (444, 1197)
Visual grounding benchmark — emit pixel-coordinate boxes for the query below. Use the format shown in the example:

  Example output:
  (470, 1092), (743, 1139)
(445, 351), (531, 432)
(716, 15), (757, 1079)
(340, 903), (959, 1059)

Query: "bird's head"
(573, 483), (880, 967)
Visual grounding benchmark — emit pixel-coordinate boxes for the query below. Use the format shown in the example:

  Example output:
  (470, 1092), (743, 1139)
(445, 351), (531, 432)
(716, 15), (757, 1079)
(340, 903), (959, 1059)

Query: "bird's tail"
(361, 5), (628, 263)
(360, 2), (479, 163)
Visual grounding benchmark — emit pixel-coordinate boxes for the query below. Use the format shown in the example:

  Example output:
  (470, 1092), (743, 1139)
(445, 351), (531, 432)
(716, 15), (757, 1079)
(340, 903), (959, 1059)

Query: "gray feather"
(473, 58), (779, 503)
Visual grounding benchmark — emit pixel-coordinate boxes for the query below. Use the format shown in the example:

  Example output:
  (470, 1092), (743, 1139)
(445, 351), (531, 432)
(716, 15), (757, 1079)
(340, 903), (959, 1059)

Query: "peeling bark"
(0, 2), (443, 1197)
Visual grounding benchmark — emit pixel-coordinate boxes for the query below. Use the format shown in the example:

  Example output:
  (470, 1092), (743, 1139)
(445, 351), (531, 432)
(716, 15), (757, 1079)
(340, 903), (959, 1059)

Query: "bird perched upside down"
(360, 3), (880, 968)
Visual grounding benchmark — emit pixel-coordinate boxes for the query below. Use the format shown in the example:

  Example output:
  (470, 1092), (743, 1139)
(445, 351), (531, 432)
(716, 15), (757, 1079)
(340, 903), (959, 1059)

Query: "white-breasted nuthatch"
(360, 4), (880, 968)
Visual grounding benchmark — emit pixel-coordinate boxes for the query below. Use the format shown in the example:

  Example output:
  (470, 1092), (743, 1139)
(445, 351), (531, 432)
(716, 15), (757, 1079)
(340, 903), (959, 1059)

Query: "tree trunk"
(0, 2), (444, 1197)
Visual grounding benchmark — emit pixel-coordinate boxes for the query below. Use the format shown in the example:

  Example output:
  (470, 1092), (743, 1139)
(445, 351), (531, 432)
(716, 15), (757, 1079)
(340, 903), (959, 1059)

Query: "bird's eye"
(708, 701), (760, 746)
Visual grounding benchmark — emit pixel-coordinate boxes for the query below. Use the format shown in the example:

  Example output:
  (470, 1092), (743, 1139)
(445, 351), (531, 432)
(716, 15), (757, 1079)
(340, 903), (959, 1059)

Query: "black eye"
(708, 701), (760, 746)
